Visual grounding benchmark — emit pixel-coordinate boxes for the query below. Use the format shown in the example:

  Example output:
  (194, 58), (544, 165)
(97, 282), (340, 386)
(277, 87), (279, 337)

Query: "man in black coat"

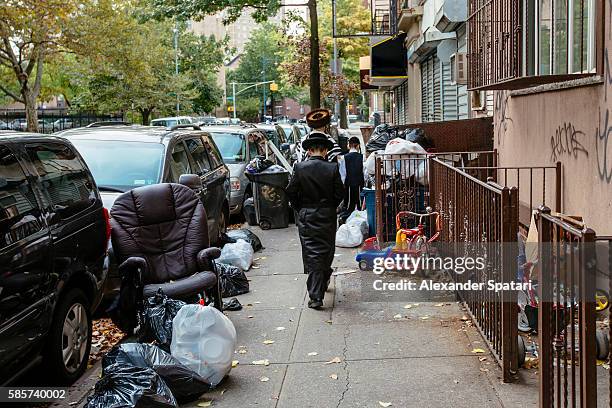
(286, 132), (344, 309)
(341, 137), (364, 221)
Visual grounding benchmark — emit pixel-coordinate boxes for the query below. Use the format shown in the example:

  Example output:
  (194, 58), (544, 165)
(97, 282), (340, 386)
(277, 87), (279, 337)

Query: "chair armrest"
(197, 247), (221, 271)
(118, 256), (148, 284)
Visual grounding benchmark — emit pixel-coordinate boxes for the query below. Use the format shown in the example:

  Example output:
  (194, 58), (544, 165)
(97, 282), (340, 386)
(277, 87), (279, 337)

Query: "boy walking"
(286, 131), (344, 309)
(341, 136), (364, 221)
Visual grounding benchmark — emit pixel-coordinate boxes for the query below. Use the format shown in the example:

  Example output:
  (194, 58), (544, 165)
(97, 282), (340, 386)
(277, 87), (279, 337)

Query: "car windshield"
(210, 132), (245, 163)
(151, 119), (177, 127)
(69, 139), (164, 191)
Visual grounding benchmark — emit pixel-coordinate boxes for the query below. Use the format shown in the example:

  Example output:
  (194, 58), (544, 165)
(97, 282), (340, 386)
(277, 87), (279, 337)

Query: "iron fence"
(0, 110), (124, 134)
(429, 156), (519, 382)
(536, 208), (603, 408)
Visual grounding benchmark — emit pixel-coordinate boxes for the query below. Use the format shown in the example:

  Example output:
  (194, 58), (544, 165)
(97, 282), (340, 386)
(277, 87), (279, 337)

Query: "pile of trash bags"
(216, 261), (249, 297)
(364, 138), (429, 185)
(336, 210), (369, 248)
(218, 238), (254, 271)
(226, 228), (264, 252)
(141, 290), (186, 352)
(88, 302), (237, 407)
(365, 124), (434, 154)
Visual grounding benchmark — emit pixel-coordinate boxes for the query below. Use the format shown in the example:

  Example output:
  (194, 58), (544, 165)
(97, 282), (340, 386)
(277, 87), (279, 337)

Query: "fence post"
(555, 161), (561, 213)
(501, 186), (518, 382)
(581, 228), (597, 408)
(375, 154), (383, 244)
(538, 206), (553, 408)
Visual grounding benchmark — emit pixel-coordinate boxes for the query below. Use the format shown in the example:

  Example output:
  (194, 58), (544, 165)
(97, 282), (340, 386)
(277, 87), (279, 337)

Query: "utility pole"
(262, 58), (267, 121)
(333, 38), (340, 122)
(232, 82), (237, 119)
(173, 23), (180, 115)
(308, 0), (321, 109)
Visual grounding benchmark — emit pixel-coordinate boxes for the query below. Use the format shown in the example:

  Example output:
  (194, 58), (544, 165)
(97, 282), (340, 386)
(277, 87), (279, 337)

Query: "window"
(26, 143), (95, 221)
(169, 142), (192, 182)
(185, 138), (212, 175)
(204, 138), (224, 168)
(210, 132), (246, 163)
(0, 147), (43, 248)
(467, 0), (600, 89)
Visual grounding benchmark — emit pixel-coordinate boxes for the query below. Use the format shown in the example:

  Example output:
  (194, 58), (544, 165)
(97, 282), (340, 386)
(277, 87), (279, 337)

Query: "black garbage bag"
(366, 124), (395, 152)
(246, 156), (274, 174)
(103, 343), (212, 404)
(216, 261), (249, 297)
(243, 197), (257, 226)
(141, 289), (185, 351)
(86, 363), (178, 408)
(405, 128), (434, 150)
(223, 297), (243, 311)
(227, 228), (263, 252)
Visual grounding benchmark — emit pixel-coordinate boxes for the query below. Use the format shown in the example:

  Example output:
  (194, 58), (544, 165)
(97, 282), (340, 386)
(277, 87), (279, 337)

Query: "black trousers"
(342, 184), (362, 219)
(296, 207), (337, 301)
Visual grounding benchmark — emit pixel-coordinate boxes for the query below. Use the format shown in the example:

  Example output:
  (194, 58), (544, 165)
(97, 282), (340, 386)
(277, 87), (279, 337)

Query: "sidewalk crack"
(336, 325), (351, 408)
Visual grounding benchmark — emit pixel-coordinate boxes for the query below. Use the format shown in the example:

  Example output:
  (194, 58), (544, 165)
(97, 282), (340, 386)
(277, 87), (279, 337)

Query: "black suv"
(0, 133), (109, 384)
(58, 124), (231, 297)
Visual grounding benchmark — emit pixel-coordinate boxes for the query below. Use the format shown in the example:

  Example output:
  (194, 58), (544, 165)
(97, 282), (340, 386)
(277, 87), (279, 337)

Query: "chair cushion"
(143, 271), (217, 299)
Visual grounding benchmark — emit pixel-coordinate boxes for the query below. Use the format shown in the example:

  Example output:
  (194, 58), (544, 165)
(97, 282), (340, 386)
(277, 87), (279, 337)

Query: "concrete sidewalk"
(188, 225), (539, 408)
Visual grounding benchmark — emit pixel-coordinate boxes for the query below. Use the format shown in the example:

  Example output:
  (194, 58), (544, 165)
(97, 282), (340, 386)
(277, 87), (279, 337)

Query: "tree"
(0, 0), (80, 131)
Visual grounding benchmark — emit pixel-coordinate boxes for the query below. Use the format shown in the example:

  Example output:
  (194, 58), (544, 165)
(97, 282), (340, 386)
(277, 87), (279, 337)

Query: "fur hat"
(306, 108), (331, 129)
(302, 131), (334, 151)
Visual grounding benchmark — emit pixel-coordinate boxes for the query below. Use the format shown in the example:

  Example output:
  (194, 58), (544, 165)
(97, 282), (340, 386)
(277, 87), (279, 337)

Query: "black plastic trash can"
(245, 170), (290, 230)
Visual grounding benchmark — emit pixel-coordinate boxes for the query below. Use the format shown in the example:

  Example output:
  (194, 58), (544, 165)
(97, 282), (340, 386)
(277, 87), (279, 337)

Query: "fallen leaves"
(393, 314), (403, 319)
(379, 402), (393, 407)
(523, 357), (538, 369)
(471, 348), (486, 354)
(197, 401), (213, 407)
(308, 352), (318, 356)
(260, 376), (270, 382)
(89, 318), (126, 365)
(329, 373), (338, 380)
(238, 349), (247, 354)
(231, 360), (239, 367)
(275, 327), (286, 331)
(420, 316), (430, 320)
(263, 340), (275, 345)
(324, 357), (342, 365)
(252, 359), (271, 366)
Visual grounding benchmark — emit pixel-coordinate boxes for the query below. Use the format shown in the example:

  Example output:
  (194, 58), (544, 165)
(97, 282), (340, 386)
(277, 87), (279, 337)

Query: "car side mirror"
(280, 143), (290, 152)
(179, 174), (202, 190)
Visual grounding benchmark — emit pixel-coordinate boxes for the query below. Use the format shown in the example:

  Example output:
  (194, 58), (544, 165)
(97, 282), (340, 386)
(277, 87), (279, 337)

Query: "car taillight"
(103, 207), (111, 244)
(230, 177), (241, 191)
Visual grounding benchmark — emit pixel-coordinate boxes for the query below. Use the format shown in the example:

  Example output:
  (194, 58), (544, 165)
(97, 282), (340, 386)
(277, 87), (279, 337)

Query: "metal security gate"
(421, 55), (441, 122)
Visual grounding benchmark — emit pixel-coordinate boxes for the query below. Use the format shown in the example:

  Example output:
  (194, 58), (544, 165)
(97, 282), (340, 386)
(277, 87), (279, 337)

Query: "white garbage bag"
(346, 210), (368, 236)
(365, 150), (384, 176)
(336, 224), (364, 248)
(218, 239), (254, 271)
(171, 304), (237, 387)
(383, 138), (428, 185)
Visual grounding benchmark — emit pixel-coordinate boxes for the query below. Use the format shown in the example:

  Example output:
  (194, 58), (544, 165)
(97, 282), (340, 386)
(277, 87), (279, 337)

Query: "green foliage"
(236, 97), (261, 122)
(145, 0), (281, 24)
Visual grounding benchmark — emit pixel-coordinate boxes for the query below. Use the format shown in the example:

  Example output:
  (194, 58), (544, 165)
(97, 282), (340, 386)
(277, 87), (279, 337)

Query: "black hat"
(306, 108), (331, 129)
(302, 131), (334, 151)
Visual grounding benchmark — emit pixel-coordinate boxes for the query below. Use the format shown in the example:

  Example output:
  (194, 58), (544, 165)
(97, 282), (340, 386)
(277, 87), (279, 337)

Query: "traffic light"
(270, 82), (278, 92)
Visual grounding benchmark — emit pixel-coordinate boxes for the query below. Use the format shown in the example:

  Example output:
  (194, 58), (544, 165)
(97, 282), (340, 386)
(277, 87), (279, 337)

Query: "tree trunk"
(141, 108), (152, 125)
(308, 0), (321, 110)
(24, 92), (38, 132)
(339, 99), (348, 129)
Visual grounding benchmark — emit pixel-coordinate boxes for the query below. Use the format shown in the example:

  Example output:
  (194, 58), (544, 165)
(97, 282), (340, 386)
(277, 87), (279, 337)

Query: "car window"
(68, 140), (164, 191)
(169, 142), (192, 182)
(210, 132), (245, 163)
(248, 132), (266, 159)
(203, 137), (223, 168)
(25, 142), (96, 221)
(275, 126), (287, 144)
(0, 146), (44, 248)
(185, 138), (212, 175)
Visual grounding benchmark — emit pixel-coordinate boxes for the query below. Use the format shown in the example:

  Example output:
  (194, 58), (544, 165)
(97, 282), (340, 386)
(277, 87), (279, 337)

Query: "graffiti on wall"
(595, 108), (612, 183)
(550, 123), (589, 162)
(494, 91), (512, 145)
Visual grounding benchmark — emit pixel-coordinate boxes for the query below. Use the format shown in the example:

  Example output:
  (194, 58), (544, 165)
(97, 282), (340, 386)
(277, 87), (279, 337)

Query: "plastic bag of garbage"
(383, 138), (428, 185)
(365, 150), (384, 176)
(216, 261), (249, 297)
(223, 297), (243, 311)
(171, 303), (237, 387)
(246, 156), (274, 173)
(346, 210), (368, 236)
(141, 289), (186, 351)
(86, 363), (178, 408)
(366, 125), (394, 152)
(405, 128), (434, 150)
(261, 164), (286, 173)
(335, 223), (364, 248)
(218, 239), (254, 271)
(226, 228), (263, 252)
(243, 197), (257, 226)
(103, 343), (212, 404)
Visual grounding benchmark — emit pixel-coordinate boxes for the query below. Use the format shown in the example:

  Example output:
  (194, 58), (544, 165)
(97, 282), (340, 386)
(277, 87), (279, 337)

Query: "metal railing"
(536, 208), (602, 408)
(429, 156), (519, 382)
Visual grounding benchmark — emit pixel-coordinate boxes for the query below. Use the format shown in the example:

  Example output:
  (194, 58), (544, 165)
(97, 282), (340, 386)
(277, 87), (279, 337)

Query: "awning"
(407, 28), (456, 63)
(434, 0), (467, 32)
(369, 33), (408, 88)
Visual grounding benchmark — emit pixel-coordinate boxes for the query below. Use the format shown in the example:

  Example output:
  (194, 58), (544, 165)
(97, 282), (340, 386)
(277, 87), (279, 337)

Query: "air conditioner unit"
(450, 53), (467, 85)
(471, 91), (486, 111)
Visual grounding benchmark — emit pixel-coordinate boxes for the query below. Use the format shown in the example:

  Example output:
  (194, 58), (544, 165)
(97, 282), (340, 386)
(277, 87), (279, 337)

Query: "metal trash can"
(245, 170), (289, 230)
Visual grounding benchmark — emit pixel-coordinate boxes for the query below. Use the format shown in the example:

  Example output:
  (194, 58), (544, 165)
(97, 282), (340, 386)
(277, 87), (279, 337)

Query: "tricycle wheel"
(259, 220), (272, 230)
(517, 335), (526, 367)
(596, 330), (609, 360)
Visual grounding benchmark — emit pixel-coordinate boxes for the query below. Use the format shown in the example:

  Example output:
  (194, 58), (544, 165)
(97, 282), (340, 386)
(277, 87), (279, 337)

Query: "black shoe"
(308, 299), (323, 309)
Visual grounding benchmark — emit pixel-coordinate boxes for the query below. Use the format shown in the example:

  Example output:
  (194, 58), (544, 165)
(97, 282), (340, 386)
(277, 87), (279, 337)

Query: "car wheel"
(44, 288), (92, 385)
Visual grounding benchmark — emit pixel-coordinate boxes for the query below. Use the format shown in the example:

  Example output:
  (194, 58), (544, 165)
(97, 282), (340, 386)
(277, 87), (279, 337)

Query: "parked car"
(150, 116), (193, 127)
(58, 124), (231, 299)
(207, 126), (275, 216)
(255, 123), (291, 160)
(277, 123), (305, 162)
(0, 120), (9, 130)
(9, 118), (27, 131)
(0, 132), (110, 385)
(52, 118), (74, 131)
(195, 116), (217, 126)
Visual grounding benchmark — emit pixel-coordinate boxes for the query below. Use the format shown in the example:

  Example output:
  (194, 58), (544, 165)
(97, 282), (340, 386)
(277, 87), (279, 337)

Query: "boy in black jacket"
(341, 136), (364, 221)
(286, 132), (344, 309)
